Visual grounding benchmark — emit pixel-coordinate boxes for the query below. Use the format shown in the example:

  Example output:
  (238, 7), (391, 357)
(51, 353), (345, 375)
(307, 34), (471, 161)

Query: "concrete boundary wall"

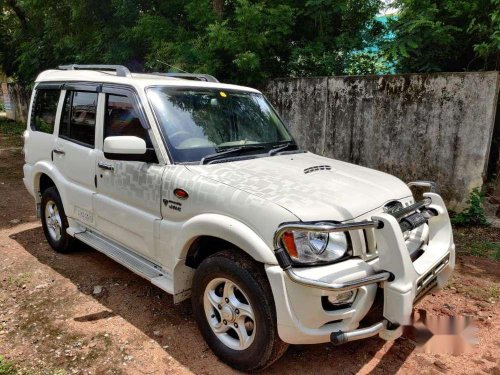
(2, 72), (498, 208)
(266, 72), (500, 209)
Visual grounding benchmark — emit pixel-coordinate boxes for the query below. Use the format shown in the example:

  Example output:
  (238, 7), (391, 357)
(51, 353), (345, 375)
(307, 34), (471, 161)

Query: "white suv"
(23, 64), (455, 371)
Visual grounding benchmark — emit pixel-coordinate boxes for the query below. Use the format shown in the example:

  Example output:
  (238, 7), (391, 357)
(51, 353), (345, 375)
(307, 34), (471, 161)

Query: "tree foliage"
(0, 0), (498, 85)
(386, 0), (500, 72)
(0, 0), (386, 85)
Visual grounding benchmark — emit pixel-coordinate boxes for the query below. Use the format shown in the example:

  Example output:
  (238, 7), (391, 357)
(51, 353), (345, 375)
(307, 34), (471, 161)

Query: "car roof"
(35, 69), (261, 94)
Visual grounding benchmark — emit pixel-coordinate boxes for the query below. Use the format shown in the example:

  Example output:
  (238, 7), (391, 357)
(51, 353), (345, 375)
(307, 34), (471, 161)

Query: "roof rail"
(58, 64), (131, 77)
(155, 72), (219, 83)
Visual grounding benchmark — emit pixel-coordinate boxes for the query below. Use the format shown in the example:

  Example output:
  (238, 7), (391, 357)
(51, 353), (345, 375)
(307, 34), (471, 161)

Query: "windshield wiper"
(268, 142), (299, 156)
(200, 145), (266, 165)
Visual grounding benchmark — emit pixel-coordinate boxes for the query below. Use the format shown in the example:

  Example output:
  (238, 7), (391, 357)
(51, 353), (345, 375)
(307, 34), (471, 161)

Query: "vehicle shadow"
(10, 226), (415, 375)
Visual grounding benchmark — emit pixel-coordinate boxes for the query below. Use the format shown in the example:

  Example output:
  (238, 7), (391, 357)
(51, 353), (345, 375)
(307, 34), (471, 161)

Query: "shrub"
(451, 188), (489, 227)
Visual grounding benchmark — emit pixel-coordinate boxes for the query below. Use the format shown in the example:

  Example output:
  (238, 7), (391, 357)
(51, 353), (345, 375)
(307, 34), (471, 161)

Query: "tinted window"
(31, 89), (60, 134)
(105, 94), (151, 146)
(104, 94), (157, 163)
(59, 91), (98, 147)
(59, 92), (71, 139)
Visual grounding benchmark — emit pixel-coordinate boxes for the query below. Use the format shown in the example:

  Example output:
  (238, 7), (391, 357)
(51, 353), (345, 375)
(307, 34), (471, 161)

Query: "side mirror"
(104, 136), (146, 155)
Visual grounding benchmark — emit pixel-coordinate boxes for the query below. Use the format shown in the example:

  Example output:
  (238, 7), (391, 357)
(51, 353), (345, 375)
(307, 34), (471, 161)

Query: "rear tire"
(191, 250), (288, 372)
(41, 187), (73, 253)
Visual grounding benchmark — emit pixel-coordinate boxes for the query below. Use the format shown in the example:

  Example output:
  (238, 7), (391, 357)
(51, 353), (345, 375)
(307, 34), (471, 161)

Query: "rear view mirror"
(104, 136), (146, 155)
(103, 135), (158, 163)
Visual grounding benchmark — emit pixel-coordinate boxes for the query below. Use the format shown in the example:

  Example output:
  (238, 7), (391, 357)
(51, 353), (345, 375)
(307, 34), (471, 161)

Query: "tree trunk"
(212, 0), (223, 17)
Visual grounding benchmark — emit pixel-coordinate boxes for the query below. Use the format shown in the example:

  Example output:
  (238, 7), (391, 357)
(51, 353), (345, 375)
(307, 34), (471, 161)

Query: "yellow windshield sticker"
(220, 91), (227, 98)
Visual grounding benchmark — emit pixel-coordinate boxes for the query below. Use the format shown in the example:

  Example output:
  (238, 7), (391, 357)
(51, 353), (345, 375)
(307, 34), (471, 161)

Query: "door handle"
(53, 148), (65, 155)
(98, 161), (114, 171)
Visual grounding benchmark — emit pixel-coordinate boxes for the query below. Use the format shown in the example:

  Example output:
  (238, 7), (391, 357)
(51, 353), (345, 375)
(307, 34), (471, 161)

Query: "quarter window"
(59, 91), (98, 147)
(31, 89), (60, 134)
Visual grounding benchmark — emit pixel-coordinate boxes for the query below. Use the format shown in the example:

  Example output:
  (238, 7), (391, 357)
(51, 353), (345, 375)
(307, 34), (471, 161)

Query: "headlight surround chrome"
(281, 228), (352, 265)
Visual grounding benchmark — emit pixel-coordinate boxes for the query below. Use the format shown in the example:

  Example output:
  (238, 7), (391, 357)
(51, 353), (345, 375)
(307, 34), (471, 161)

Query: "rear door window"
(59, 91), (98, 147)
(31, 89), (61, 134)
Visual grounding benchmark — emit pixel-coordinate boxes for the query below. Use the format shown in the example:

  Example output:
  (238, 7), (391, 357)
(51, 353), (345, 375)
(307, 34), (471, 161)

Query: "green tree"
(141, 0), (385, 84)
(0, 0), (150, 83)
(386, 0), (500, 72)
(135, 0), (297, 85)
(287, 0), (386, 76)
(0, 0), (387, 85)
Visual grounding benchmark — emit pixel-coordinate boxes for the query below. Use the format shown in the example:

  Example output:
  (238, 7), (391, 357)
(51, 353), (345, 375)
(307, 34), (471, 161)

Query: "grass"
(457, 240), (500, 261)
(0, 117), (25, 149)
(0, 356), (16, 375)
(7, 273), (31, 288)
(0, 356), (67, 375)
(469, 241), (500, 260)
(453, 226), (500, 261)
(0, 117), (25, 137)
(456, 284), (500, 302)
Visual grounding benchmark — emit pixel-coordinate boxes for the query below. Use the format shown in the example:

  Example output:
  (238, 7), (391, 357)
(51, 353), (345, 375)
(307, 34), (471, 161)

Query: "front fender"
(165, 213), (278, 303)
(176, 213), (277, 265)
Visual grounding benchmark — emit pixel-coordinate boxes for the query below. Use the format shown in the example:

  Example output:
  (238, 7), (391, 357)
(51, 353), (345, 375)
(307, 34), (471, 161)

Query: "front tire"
(41, 187), (73, 253)
(191, 250), (288, 372)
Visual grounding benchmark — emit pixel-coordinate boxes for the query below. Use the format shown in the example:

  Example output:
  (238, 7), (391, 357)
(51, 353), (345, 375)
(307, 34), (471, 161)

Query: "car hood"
(186, 152), (412, 222)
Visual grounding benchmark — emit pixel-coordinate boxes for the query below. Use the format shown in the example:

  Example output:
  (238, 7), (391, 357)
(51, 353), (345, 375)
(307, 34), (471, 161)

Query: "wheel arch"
(39, 173), (57, 196)
(176, 214), (277, 265)
(170, 213), (278, 303)
(185, 235), (259, 269)
(31, 162), (68, 207)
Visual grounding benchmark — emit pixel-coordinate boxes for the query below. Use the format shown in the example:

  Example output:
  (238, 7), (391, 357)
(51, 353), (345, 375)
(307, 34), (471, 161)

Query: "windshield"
(147, 86), (294, 163)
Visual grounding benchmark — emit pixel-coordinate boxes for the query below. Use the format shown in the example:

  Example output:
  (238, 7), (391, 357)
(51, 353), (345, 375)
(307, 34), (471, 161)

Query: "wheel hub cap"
(44, 200), (62, 242)
(204, 277), (256, 351)
(221, 305), (235, 322)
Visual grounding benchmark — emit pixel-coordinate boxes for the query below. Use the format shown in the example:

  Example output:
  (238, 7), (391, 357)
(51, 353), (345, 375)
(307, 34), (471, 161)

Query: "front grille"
(361, 199), (429, 260)
(363, 224), (428, 260)
(363, 227), (378, 257)
(415, 278), (438, 303)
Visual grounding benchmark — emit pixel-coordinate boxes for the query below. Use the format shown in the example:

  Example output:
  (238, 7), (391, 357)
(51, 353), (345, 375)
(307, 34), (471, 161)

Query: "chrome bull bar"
(330, 320), (387, 345)
(273, 220), (393, 292)
(283, 267), (393, 292)
(407, 180), (437, 193)
(273, 195), (435, 293)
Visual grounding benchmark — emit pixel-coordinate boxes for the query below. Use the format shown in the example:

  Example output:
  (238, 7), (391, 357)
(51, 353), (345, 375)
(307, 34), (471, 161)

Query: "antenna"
(155, 59), (189, 74)
(152, 59), (219, 82)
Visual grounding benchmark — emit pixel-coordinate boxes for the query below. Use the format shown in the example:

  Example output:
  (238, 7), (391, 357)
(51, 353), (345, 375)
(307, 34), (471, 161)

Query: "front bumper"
(267, 192), (455, 345)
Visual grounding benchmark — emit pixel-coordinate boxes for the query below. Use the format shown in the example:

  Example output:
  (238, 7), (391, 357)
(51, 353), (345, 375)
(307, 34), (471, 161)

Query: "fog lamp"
(327, 290), (357, 306)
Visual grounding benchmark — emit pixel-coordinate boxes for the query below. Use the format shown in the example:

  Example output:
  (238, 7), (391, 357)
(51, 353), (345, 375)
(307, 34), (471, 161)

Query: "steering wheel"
(168, 130), (192, 147)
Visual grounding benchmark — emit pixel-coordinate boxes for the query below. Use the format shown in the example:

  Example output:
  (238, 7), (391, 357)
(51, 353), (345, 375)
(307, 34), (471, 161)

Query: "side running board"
(75, 230), (173, 295)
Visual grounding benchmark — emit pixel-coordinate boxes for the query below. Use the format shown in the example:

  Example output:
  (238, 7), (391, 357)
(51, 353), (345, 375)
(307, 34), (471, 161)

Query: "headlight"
(281, 229), (351, 265)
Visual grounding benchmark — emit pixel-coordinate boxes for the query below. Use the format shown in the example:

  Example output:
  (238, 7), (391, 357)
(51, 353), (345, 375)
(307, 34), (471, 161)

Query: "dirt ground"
(0, 131), (499, 375)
